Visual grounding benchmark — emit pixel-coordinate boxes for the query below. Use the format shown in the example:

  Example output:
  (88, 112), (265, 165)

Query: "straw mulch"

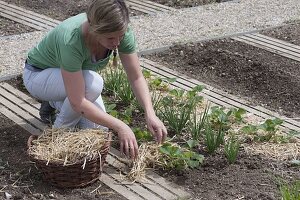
(243, 141), (300, 161)
(125, 142), (161, 182)
(28, 128), (110, 168)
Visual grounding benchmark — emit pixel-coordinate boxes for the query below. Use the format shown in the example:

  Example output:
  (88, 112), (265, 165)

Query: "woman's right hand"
(116, 124), (138, 159)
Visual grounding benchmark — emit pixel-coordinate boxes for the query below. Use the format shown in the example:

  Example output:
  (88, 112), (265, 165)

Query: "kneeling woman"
(23, 0), (167, 159)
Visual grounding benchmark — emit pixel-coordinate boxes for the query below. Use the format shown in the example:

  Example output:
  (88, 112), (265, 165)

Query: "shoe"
(39, 101), (56, 124)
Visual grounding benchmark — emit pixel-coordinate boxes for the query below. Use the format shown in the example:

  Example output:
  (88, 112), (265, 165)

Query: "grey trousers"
(23, 65), (107, 129)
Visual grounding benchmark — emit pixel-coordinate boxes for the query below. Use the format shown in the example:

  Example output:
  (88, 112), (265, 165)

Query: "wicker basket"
(27, 132), (111, 188)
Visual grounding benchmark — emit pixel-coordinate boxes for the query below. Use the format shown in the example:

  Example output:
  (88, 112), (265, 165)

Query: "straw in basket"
(27, 129), (111, 188)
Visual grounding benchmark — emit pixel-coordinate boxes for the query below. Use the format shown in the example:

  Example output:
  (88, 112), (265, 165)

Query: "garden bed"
(2, 64), (300, 199)
(145, 30), (300, 119)
(0, 16), (34, 36)
(260, 21), (300, 46)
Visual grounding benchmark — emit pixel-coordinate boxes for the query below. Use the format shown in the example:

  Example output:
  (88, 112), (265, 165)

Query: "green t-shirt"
(27, 13), (136, 72)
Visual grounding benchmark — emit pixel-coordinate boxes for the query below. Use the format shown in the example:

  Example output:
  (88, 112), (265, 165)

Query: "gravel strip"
(0, 31), (46, 79)
(131, 0), (300, 50)
(1, 0), (300, 77)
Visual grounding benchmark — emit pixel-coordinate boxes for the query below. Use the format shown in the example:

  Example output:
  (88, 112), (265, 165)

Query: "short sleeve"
(58, 30), (83, 72)
(118, 27), (136, 54)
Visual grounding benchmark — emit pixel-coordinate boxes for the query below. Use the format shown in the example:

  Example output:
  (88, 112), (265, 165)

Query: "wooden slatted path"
(0, 82), (190, 200)
(0, 0), (59, 30)
(0, 0), (175, 30)
(139, 58), (300, 134)
(126, 0), (175, 15)
(232, 33), (300, 62)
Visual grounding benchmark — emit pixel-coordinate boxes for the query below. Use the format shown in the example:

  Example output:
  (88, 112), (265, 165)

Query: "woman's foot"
(39, 101), (56, 124)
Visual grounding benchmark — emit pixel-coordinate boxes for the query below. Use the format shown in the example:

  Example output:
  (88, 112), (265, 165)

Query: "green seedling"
(280, 180), (300, 200)
(119, 106), (134, 125)
(158, 86), (203, 135)
(133, 128), (152, 143)
(224, 135), (240, 164)
(159, 142), (204, 170)
(189, 104), (210, 141)
(105, 103), (118, 118)
(229, 107), (246, 123)
(241, 118), (284, 142)
(203, 124), (224, 154)
(258, 118), (283, 132)
(102, 63), (135, 105)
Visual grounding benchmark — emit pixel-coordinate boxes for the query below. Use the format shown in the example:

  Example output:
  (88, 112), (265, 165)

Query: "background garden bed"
(145, 29), (300, 119)
(261, 22), (300, 46)
(0, 16), (34, 36)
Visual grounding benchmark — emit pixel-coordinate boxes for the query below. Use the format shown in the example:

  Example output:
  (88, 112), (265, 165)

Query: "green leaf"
(290, 160), (300, 166)
(186, 139), (198, 149)
(241, 125), (257, 134)
(142, 69), (151, 78)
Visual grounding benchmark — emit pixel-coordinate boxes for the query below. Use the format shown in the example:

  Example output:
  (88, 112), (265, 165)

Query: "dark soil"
(145, 31), (300, 119)
(161, 150), (299, 200)
(0, 16), (35, 36)
(261, 21), (300, 46)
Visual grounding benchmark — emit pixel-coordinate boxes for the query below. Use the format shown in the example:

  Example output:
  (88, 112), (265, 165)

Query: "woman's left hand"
(145, 114), (168, 144)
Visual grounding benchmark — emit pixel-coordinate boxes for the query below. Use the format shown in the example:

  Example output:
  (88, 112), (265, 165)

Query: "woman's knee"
(83, 70), (104, 101)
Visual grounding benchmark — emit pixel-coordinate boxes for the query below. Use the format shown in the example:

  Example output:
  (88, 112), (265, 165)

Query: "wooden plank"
(233, 37), (300, 62)
(234, 36), (300, 60)
(140, 58), (300, 132)
(237, 35), (300, 58)
(0, 0), (60, 25)
(126, 1), (160, 13)
(129, 0), (175, 11)
(244, 33), (300, 54)
(128, 5), (156, 15)
(0, 8), (54, 30)
(0, 93), (46, 130)
(0, 9), (52, 30)
(0, 86), (40, 117)
(145, 170), (190, 199)
(106, 153), (178, 200)
(251, 33), (300, 51)
(109, 147), (189, 199)
(0, 3), (57, 28)
(105, 167), (163, 200)
(1, 83), (40, 109)
(0, 12), (45, 30)
(128, 0), (173, 12)
(100, 171), (144, 200)
(0, 104), (41, 135)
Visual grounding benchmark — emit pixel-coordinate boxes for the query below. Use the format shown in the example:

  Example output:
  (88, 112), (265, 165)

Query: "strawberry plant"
(159, 142), (204, 170)
(241, 118), (284, 142)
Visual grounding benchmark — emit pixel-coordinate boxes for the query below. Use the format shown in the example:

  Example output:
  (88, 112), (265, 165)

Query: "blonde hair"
(87, 0), (129, 34)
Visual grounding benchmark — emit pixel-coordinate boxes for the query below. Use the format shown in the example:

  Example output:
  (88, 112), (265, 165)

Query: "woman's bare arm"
(61, 69), (138, 158)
